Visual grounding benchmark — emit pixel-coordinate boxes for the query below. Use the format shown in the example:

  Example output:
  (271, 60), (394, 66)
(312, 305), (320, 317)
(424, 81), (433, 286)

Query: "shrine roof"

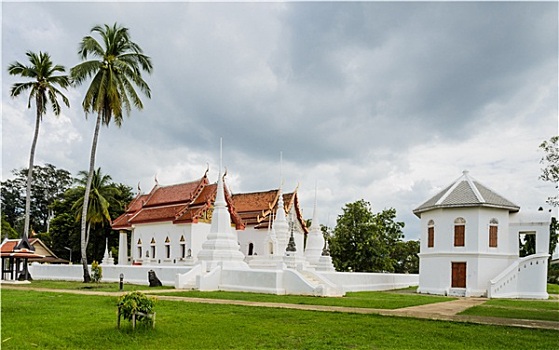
(143, 176), (209, 207)
(128, 204), (186, 224)
(0, 239), (45, 259)
(413, 171), (520, 217)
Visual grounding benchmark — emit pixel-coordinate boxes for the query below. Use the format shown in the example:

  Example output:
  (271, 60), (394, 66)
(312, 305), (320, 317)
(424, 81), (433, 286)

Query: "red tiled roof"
(111, 172), (305, 233)
(128, 204), (186, 224)
(0, 239), (45, 259)
(143, 176), (209, 207)
(1, 240), (18, 253)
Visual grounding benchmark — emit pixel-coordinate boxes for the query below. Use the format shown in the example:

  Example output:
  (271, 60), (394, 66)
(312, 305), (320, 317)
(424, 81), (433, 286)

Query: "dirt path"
(2, 285), (558, 331)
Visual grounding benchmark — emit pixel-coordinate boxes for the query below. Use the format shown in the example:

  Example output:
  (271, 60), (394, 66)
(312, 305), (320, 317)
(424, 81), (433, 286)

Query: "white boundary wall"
(318, 272), (419, 292)
(28, 262), (418, 295)
(29, 263), (191, 286)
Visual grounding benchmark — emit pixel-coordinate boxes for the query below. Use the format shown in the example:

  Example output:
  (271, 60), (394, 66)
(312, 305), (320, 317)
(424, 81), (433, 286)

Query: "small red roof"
(1, 239), (45, 259)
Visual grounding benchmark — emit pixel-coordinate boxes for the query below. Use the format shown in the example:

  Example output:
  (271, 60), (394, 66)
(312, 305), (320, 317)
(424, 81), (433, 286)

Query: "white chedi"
(304, 189), (324, 266)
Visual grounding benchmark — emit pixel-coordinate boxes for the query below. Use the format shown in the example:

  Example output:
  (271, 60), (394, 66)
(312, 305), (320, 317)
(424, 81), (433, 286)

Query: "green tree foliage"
(71, 23), (152, 282)
(117, 291), (156, 326)
(329, 200), (404, 272)
(48, 170), (133, 263)
(391, 240), (420, 274)
(1, 164), (73, 234)
(1, 213), (19, 239)
(7, 51), (70, 239)
(539, 136), (559, 206)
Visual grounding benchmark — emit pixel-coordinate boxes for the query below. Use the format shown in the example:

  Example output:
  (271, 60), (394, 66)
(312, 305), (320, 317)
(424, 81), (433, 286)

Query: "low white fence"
(318, 271), (419, 292)
(29, 263), (191, 287)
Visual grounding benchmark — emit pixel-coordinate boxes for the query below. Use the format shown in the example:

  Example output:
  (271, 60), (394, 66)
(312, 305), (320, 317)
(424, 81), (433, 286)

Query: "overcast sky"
(2, 1), (557, 241)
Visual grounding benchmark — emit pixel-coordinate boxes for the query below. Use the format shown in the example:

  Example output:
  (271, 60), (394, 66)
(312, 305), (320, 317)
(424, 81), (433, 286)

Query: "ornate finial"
(154, 174), (159, 186)
(321, 235), (330, 256)
(462, 170), (469, 175)
(205, 163), (210, 177)
(137, 181), (141, 194)
(286, 217), (297, 252)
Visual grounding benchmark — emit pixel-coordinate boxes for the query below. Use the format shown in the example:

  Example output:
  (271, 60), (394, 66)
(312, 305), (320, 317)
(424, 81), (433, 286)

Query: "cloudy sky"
(2, 1), (557, 240)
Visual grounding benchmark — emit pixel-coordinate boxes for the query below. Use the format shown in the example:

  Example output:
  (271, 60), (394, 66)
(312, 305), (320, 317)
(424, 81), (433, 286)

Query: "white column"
(118, 230), (129, 265)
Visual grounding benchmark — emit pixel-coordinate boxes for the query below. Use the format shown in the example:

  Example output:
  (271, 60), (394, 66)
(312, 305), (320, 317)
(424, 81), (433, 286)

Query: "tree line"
(1, 164), (133, 264)
(8, 23), (152, 282)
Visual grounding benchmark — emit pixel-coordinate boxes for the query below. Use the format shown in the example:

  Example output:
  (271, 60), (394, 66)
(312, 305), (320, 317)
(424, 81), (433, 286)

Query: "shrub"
(117, 291), (157, 325)
(91, 261), (102, 283)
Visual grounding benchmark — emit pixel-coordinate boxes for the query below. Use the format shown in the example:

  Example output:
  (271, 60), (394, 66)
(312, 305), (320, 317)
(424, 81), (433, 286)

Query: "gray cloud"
(2, 1), (557, 241)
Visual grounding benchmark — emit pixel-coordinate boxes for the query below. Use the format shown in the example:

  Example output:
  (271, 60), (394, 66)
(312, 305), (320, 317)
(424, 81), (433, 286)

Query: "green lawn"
(3, 280), (171, 292)
(154, 289), (455, 309)
(2, 289), (558, 350)
(459, 299), (559, 322)
(548, 283), (559, 294)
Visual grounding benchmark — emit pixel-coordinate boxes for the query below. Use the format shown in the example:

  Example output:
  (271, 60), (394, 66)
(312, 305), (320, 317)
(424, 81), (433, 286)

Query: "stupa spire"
(304, 182), (325, 264)
(197, 138), (247, 271)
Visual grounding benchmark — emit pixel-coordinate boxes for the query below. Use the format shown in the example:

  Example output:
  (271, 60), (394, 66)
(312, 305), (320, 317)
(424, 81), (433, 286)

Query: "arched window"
(248, 243), (254, 256)
(179, 235), (186, 258)
(137, 238), (143, 258)
(427, 220), (435, 248)
(489, 218), (498, 248)
(165, 236), (171, 259)
(150, 237), (156, 259)
(454, 217), (466, 247)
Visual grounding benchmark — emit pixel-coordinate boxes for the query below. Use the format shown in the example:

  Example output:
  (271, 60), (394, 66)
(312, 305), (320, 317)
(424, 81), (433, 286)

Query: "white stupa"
(197, 139), (248, 271)
(304, 185), (325, 266)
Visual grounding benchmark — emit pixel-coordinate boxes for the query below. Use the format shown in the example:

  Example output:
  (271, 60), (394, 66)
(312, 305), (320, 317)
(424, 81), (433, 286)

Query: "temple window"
(454, 217), (466, 247)
(427, 220), (435, 248)
(165, 237), (171, 258)
(150, 237), (156, 259)
(180, 243), (186, 258)
(489, 218), (498, 248)
(248, 243), (254, 256)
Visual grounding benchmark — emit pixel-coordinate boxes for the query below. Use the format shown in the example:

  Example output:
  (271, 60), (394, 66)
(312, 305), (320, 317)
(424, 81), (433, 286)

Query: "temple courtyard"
(2, 282), (558, 349)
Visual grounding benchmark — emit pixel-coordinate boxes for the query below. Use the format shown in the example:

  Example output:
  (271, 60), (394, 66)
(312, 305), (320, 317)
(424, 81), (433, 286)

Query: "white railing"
(488, 253), (549, 299)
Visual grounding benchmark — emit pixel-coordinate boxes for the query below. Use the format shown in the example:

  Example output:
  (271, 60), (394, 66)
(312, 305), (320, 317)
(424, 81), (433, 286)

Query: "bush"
(91, 261), (102, 283)
(117, 291), (157, 325)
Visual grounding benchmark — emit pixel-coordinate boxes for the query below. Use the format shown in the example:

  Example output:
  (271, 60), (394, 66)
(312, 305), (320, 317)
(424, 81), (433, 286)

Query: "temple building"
(112, 169), (308, 267)
(414, 171), (551, 299)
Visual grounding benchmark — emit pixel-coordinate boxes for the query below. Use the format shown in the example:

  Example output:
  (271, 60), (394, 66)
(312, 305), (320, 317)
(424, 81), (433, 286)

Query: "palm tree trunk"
(80, 112), (102, 283)
(23, 96), (42, 239)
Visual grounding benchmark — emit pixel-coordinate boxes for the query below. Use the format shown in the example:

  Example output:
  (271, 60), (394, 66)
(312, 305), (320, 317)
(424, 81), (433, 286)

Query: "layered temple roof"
(413, 170), (520, 217)
(112, 171), (307, 233)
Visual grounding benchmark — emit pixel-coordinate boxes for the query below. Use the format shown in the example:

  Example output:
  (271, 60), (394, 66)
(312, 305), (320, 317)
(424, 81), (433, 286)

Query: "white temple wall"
(238, 227), (269, 257)
(29, 263), (191, 286)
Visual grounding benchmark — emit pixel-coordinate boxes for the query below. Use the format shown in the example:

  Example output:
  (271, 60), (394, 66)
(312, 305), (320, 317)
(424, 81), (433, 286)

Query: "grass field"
(459, 299), (559, 322)
(548, 283), (559, 294)
(3, 280), (172, 292)
(4, 281), (453, 309)
(155, 289), (455, 309)
(2, 289), (558, 350)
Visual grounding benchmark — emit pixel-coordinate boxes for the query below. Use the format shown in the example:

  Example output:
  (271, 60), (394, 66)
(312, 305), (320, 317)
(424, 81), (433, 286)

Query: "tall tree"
(7, 51), (70, 240)
(329, 200), (405, 272)
(70, 23), (152, 282)
(71, 168), (116, 255)
(49, 174), (133, 263)
(1, 164), (73, 234)
(539, 136), (559, 206)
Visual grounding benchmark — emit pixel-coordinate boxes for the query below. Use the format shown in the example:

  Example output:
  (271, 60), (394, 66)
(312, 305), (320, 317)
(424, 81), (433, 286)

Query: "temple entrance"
(451, 262), (466, 288)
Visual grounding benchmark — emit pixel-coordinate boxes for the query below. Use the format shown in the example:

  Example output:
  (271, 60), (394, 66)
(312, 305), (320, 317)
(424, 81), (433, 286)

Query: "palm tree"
(72, 168), (119, 255)
(71, 23), (152, 282)
(8, 51), (70, 241)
